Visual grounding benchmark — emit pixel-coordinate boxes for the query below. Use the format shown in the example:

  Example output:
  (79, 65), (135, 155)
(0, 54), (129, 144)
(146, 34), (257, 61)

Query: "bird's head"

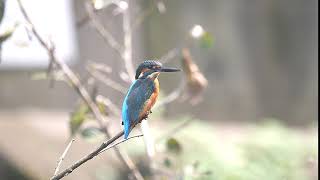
(135, 60), (181, 79)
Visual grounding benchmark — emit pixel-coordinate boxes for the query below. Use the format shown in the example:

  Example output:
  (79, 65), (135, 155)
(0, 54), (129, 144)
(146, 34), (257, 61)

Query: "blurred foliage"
(97, 101), (108, 116)
(166, 137), (182, 154)
(81, 126), (105, 143)
(0, 25), (15, 44)
(112, 117), (318, 180)
(199, 32), (214, 49)
(69, 100), (109, 138)
(69, 103), (90, 136)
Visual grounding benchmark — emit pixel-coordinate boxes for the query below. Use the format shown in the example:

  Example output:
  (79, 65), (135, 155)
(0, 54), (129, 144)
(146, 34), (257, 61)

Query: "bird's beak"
(160, 67), (181, 72)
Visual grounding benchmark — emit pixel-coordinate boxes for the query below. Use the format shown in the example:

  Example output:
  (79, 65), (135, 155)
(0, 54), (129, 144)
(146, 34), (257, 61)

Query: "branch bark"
(53, 139), (75, 177)
(51, 131), (124, 180)
(85, 2), (124, 57)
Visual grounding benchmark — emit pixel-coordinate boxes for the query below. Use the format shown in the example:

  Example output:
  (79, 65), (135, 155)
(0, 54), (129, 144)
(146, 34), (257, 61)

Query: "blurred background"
(0, 0), (318, 180)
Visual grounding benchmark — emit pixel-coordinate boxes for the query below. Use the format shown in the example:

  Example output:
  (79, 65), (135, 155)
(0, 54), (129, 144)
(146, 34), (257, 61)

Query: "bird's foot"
(145, 110), (153, 119)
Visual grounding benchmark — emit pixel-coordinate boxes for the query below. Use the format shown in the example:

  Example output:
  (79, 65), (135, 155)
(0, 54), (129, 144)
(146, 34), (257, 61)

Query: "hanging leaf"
(166, 137), (182, 154)
(69, 104), (90, 136)
(181, 48), (208, 105)
(199, 32), (214, 49)
(81, 127), (105, 143)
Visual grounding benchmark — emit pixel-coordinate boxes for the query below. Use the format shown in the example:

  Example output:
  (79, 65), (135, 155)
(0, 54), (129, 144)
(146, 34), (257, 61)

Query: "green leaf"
(69, 104), (90, 136)
(199, 32), (214, 49)
(163, 157), (172, 168)
(166, 137), (182, 154)
(97, 101), (108, 116)
(0, 26), (16, 44)
(81, 127), (105, 143)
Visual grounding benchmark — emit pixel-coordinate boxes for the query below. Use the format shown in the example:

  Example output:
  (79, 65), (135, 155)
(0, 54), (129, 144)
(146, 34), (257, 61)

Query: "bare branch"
(85, 2), (124, 57)
(155, 79), (185, 108)
(122, 0), (136, 82)
(131, 2), (156, 31)
(98, 134), (144, 155)
(77, 0), (121, 28)
(87, 67), (127, 94)
(17, 0), (107, 129)
(51, 131), (125, 180)
(53, 139), (75, 176)
(17, 1), (144, 180)
(96, 95), (122, 116)
(87, 61), (113, 74)
(159, 48), (180, 64)
(132, 0), (167, 31)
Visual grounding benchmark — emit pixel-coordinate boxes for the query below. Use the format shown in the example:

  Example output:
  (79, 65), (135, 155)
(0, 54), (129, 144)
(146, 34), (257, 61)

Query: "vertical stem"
(140, 120), (155, 158)
(123, 0), (135, 82)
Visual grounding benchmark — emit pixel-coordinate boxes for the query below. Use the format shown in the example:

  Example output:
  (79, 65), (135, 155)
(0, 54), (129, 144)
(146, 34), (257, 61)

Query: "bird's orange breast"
(139, 79), (159, 121)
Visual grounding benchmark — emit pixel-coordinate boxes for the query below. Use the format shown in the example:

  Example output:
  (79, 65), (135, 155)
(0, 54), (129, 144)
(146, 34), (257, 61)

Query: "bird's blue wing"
(122, 79), (155, 139)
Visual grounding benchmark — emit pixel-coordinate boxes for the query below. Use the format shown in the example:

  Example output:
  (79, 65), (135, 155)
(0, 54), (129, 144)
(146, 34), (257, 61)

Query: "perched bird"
(122, 60), (180, 139)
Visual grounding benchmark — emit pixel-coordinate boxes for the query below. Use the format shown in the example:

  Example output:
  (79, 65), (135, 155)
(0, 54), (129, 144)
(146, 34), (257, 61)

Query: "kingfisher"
(122, 60), (180, 139)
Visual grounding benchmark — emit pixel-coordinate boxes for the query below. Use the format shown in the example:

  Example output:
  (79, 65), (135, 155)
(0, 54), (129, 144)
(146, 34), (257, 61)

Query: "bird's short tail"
(123, 119), (131, 139)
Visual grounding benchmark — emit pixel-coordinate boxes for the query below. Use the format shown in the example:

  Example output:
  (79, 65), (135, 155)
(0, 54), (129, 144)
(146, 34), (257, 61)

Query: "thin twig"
(51, 130), (125, 180)
(86, 2), (124, 57)
(77, 0), (121, 28)
(17, 1), (144, 180)
(96, 95), (122, 116)
(53, 139), (75, 176)
(132, 0), (166, 31)
(87, 61), (113, 74)
(155, 79), (185, 108)
(159, 47), (180, 64)
(131, 1), (156, 31)
(87, 67), (127, 94)
(99, 134), (144, 155)
(17, 0), (107, 128)
(122, 0), (136, 82)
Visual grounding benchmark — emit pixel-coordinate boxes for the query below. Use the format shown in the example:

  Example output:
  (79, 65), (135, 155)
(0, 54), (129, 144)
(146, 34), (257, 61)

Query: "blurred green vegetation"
(111, 118), (318, 180)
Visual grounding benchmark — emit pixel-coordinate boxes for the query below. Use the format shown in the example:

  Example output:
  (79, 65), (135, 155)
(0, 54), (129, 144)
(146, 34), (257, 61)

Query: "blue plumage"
(121, 60), (180, 139)
(122, 77), (155, 139)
